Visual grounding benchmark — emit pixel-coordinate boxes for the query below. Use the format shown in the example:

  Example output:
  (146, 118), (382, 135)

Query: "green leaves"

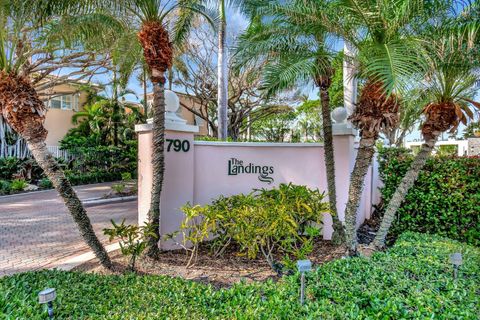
(358, 39), (427, 95)
(1, 233), (478, 319)
(235, 0), (335, 95)
(378, 147), (480, 245)
(177, 183), (329, 272)
(103, 219), (157, 271)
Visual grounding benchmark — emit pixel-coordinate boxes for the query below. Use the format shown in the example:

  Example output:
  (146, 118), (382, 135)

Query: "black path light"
(297, 259), (312, 305)
(38, 288), (56, 319)
(449, 253), (462, 279)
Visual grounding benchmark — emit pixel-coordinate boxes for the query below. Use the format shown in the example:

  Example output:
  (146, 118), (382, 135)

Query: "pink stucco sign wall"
(136, 123), (380, 250)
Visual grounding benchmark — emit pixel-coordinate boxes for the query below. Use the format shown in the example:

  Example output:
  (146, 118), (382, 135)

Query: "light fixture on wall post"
(38, 288), (56, 319)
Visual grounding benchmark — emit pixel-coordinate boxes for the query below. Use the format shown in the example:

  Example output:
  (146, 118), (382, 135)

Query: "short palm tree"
(0, 0), (125, 269)
(334, 0), (438, 254)
(96, 0), (214, 258)
(372, 17), (480, 248)
(237, 0), (347, 243)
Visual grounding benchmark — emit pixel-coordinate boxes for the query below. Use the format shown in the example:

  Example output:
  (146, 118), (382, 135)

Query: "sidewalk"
(0, 182), (137, 276)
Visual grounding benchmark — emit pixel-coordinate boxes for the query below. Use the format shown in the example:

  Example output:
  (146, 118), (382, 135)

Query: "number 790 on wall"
(166, 139), (190, 152)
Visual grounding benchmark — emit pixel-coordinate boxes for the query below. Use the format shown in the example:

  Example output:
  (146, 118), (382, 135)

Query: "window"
(48, 95), (78, 111)
(50, 97), (62, 109)
(194, 115), (204, 126)
(62, 95), (72, 110)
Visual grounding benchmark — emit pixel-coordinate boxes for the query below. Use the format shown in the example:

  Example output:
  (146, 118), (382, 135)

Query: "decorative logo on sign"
(228, 158), (274, 184)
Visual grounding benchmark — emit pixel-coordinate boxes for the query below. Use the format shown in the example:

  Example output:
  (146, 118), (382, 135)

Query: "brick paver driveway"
(0, 182), (137, 276)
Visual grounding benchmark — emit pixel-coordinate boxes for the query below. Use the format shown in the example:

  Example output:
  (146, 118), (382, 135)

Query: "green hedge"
(378, 147), (480, 246)
(1, 233), (478, 319)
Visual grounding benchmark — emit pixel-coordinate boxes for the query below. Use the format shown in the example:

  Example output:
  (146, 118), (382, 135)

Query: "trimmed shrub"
(378, 147), (479, 245)
(1, 233), (478, 319)
(65, 170), (123, 186)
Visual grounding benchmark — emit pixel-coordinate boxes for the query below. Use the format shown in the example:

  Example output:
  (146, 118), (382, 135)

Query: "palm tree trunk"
(1, 72), (112, 269)
(168, 67), (173, 91)
(344, 136), (376, 255)
(372, 136), (438, 248)
(27, 139), (113, 269)
(217, 0), (228, 141)
(145, 76), (166, 258)
(319, 88), (345, 244)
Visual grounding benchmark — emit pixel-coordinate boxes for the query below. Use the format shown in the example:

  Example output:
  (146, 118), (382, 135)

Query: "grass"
(1, 232), (478, 319)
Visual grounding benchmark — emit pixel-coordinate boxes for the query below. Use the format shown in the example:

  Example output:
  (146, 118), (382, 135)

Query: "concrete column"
(135, 121), (198, 249)
(322, 123), (357, 240)
(332, 123), (357, 222)
(343, 41), (358, 118)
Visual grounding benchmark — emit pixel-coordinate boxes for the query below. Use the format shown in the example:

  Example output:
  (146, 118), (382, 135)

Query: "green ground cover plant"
(378, 147), (480, 245)
(1, 233), (478, 319)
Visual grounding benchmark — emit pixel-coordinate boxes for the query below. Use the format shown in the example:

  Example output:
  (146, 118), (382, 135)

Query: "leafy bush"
(0, 157), (21, 180)
(121, 172), (132, 181)
(10, 179), (28, 192)
(111, 183), (126, 195)
(0, 180), (11, 195)
(1, 233), (478, 319)
(172, 183), (329, 271)
(38, 178), (53, 189)
(103, 219), (157, 271)
(378, 147), (480, 245)
(65, 170), (123, 186)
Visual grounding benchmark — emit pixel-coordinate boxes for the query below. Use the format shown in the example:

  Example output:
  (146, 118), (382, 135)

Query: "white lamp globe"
(331, 107), (348, 123)
(165, 90), (180, 113)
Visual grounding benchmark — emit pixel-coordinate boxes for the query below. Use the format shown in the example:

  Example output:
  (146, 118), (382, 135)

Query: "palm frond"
(358, 39), (427, 95)
(261, 54), (318, 96)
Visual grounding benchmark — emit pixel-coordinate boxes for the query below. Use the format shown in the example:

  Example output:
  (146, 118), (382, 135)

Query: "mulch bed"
(74, 240), (346, 288)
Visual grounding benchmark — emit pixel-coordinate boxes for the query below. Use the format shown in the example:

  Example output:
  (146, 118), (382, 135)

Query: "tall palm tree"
(96, 0), (214, 258)
(237, 0), (346, 243)
(0, 0), (125, 269)
(217, 0), (228, 140)
(334, 0), (437, 254)
(373, 16), (480, 248)
(213, 0), (244, 140)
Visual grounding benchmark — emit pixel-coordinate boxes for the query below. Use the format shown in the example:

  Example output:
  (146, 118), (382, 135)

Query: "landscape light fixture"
(38, 288), (56, 319)
(297, 259), (312, 305)
(449, 253), (462, 279)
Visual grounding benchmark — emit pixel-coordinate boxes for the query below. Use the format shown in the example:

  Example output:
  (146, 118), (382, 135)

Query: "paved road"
(0, 182), (137, 276)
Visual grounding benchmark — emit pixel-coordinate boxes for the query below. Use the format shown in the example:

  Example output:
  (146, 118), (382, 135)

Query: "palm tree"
(334, 0), (438, 254)
(96, 0), (214, 258)
(213, 0), (244, 140)
(71, 87), (141, 146)
(237, 0), (346, 243)
(216, 0), (228, 140)
(372, 15), (480, 249)
(0, 1), (125, 269)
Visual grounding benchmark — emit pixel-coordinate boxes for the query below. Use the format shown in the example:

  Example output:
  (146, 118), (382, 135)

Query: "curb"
(52, 242), (121, 271)
(82, 195), (137, 207)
